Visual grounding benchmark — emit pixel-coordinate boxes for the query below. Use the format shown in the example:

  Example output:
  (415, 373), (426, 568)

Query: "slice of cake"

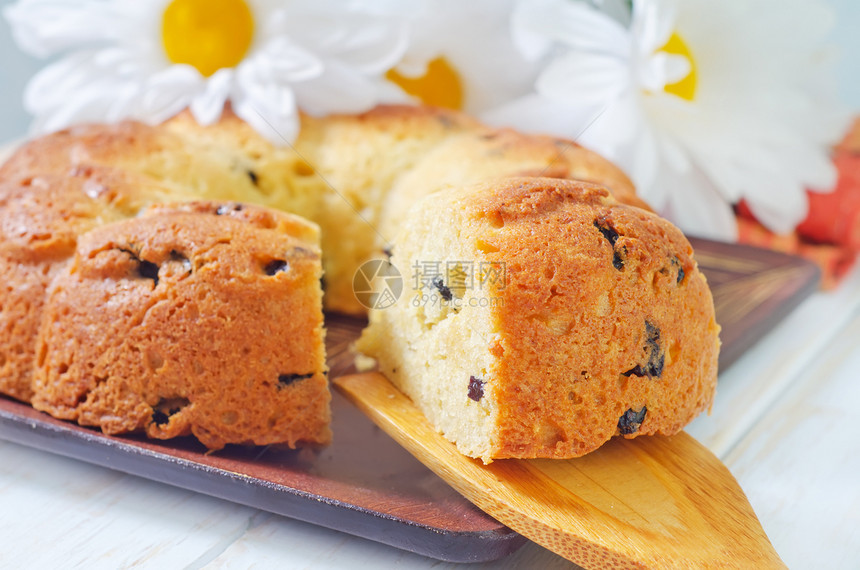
(31, 201), (330, 450)
(357, 177), (720, 462)
(0, 167), (182, 402)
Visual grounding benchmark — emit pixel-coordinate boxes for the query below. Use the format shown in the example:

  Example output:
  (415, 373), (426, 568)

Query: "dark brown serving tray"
(0, 238), (820, 562)
(689, 237), (822, 369)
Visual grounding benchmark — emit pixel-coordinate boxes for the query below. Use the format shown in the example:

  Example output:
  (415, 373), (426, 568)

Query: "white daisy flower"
(484, 0), (847, 240)
(3, 0), (412, 144)
(385, 0), (536, 114)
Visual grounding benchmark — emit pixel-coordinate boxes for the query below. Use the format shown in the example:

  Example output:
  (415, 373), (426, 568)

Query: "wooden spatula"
(333, 372), (786, 569)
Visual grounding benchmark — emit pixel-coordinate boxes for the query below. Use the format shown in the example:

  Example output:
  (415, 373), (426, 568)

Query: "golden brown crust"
(463, 127), (642, 208)
(32, 202), (329, 450)
(465, 178), (719, 458)
(0, 104), (703, 458)
(0, 122), (179, 182)
(0, 168), (174, 401)
(1, 105), (638, 314)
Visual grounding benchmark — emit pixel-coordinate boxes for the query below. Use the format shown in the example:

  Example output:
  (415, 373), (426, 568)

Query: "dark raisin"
(247, 169), (259, 186)
(118, 247), (161, 285)
(278, 373), (313, 389)
(432, 276), (453, 301)
(622, 321), (664, 378)
(382, 245), (393, 260)
(618, 406), (647, 435)
(649, 354), (665, 377)
(669, 256), (685, 285)
(151, 399), (186, 426)
(137, 260), (159, 285)
(644, 321), (663, 368)
(265, 259), (289, 276)
(593, 219), (620, 246)
(594, 219), (624, 270)
(170, 250), (192, 273)
(623, 365), (643, 377)
(152, 409), (170, 426)
(468, 375), (485, 402)
(613, 247), (625, 271)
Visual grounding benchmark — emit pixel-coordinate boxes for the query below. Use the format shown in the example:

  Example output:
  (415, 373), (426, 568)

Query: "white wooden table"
(1, 263), (859, 569)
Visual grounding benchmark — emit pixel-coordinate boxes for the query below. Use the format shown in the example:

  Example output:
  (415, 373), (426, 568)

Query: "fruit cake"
(356, 178), (720, 462)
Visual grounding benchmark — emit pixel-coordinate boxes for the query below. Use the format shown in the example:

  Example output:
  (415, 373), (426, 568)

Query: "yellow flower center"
(162, 0), (254, 77)
(386, 57), (464, 110)
(659, 32), (697, 101)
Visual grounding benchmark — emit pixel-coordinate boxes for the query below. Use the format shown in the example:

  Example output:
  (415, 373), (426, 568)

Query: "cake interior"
(358, 188), (504, 460)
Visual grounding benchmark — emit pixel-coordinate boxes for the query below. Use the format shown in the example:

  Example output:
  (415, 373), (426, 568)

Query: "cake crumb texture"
(31, 203), (330, 450)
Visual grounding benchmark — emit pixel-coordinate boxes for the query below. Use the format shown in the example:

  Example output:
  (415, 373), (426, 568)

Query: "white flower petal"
(513, 0), (629, 58)
(535, 51), (630, 107)
(509, 10), (552, 63)
(513, 0), (845, 237)
(640, 95), (693, 171)
(576, 92), (649, 161)
(3, 0), (121, 57)
(291, 61), (400, 116)
(138, 65), (202, 124)
(683, 116), (835, 214)
(613, 123), (660, 200)
(640, 52), (690, 92)
(291, 77), (369, 117)
(232, 80), (300, 145)
(249, 37), (324, 83)
(33, 76), (140, 135)
(659, 166), (739, 241)
(394, 17), (445, 73)
(330, 19), (409, 75)
(708, 134), (835, 233)
(741, 174), (810, 236)
(281, 0), (409, 75)
(23, 49), (155, 133)
(23, 50), (103, 112)
(392, 0), (536, 112)
(190, 68), (233, 126)
(482, 93), (600, 139)
(631, 0), (677, 53)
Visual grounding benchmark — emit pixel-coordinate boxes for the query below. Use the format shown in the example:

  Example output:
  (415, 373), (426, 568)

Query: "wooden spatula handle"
(334, 372), (786, 569)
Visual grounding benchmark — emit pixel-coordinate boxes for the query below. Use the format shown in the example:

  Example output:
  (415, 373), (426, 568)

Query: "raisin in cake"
(357, 178), (720, 462)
